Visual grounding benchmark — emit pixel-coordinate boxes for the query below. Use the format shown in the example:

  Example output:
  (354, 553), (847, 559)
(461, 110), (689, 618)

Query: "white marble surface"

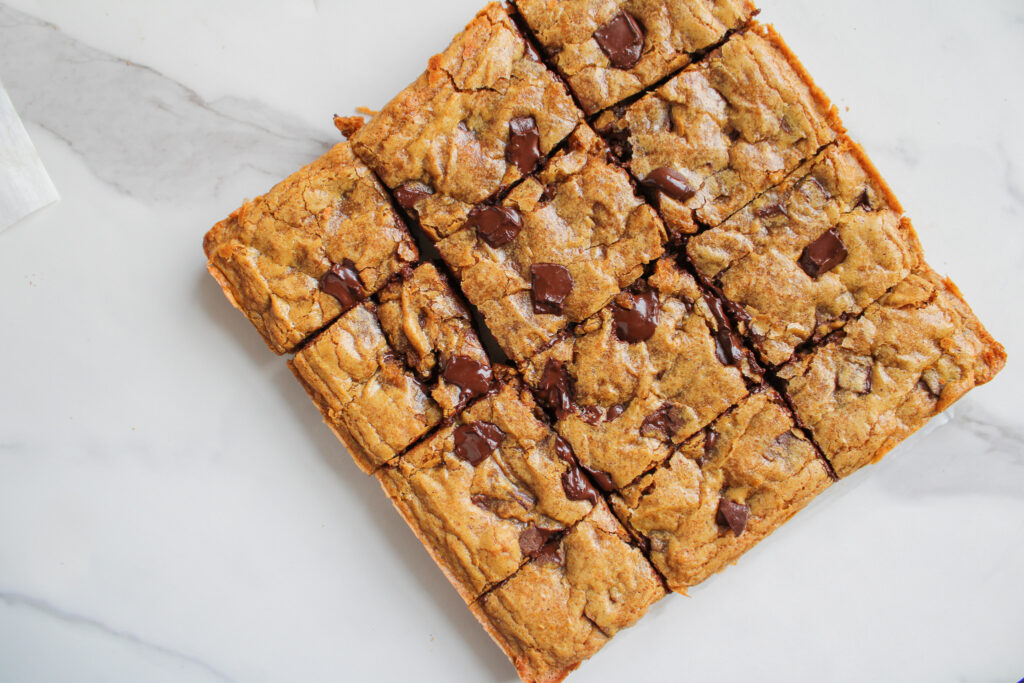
(0, 1), (1021, 681)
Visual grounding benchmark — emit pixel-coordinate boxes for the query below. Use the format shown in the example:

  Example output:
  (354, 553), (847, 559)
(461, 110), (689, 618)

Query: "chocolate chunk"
(604, 128), (633, 162)
(613, 289), (660, 343)
(640, 167), (696, 204)
(716, 498), (749, 536)
(320, 259), (365, 310)
(507, 116), (542, 176)
(561, 466), (602, 505)
(519, 526), (559, 559)
(799, 228), (848, 279)
(702, 291), (746, 366)
(393, 182), (433, 217)
(537, 358), (574, 419)
(640, 403), (681, 440)
(578, 405), (603, 425)
(855, 189), (873, 211)
(534, 539), (565, 566)
(606, 404), (626, 422)
(531, 264), (573, 315)
(699, 428), (718, 466)
(465, 205), (523, 248)
(580, 463), (616, 493)
(756, 202), (785, 219)
(553, 435), (575, 465)
(453, 421), (505, 466)
(442, 355), (493, 402)
(594, 12), (645, 70)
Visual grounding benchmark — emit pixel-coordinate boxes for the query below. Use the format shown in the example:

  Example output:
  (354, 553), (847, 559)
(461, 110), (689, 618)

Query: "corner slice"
(778, 265), (1006, 478)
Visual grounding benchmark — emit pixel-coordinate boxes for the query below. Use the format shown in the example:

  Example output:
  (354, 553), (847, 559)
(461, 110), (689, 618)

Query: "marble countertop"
(1, 1), (1021, 681)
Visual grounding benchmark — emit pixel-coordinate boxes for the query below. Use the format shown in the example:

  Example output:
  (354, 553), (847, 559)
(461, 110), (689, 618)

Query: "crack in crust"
(203, 142), (417, 354)
(778, 266), (1007, 478)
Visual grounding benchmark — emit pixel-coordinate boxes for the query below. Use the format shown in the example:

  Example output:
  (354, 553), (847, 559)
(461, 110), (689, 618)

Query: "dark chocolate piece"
(560, 467), (602, 505)
(702, 291), (746, 367)
(579, 463), (616, 493)
(442, 355), (493, 402)
(640, 403), (681, 440)
(466, 205), (523, 248)
(530, 263), (574, 315)
(536, 358), (574, 419)
(798, 228), (848, 279)
(393, 182), (434, 217)
(716, 498), (749, 536)
(518, 525), (559, 559)
(320, 259), (365, 310)
(507, 116), (542, 176)
(606, 404), (626, 422)
(612, 289), (660, 343)
(699, 428), (718, 466)
(594, 12), (645, 70)
(640, 167), (696, 204)
(453, 421), (506, 466)
(534, 539), (565, 566)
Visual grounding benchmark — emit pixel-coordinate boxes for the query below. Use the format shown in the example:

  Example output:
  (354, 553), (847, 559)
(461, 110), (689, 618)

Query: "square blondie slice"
(289, 302), (443, 474)
(471, 501), (665, 683)
(376, 263), (493, 416)
(522, 256), (758, 491)
(376, 376), (598, 605)
(778, 266), (1006, 478)
(595, 25), (839, 236)
(515, 0), (757, 114)
(611, 389), (831, 593)
(204, 142), (418, 354)
(687, 138), (924, 367)
(438, 124), (666, 363)
(351, 2), (583, 242)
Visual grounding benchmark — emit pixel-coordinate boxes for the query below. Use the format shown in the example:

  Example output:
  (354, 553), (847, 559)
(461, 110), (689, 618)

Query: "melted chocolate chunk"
(537, 358), (574, 419)
(507, 116), (542, 175)
(606, 404), (626, 422)
(716, 498), (749, 536)
(612, 289), (660, 343)
(640, 167), (696, 204)
(578, 405), (603, 426)
(465, 206), (523, 248)
(531, 264), (573, 315)
(393, 182), (433, 217)
(580, 463), (616, 493)
(320, 260), (365, 310)
(594, 12), (645, 70)
(453, 421), (505, 466)
(604, 128), (633, 162)
(519, 526), (559, 559)
(442, 355), (493, 402)
(640, 403), (681, 440)
(699, 428), (718, 466)
(561, 467), (602, 505)
(702, 291), (746, 367)
(553, 435), (575, 465)
(799, 228), (848, 279)
(534, 539), (565, 566)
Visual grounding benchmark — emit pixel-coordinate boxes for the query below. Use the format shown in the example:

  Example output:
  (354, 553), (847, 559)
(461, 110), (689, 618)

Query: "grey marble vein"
(0, 590), (234, 682)
(0, 4), (334, 203)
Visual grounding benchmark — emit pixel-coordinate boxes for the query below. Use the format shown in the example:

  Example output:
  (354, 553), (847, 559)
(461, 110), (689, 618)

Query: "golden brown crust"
(472, 502), (665, 683)
(612, 390), (831, 592)
(688, 138), (924, 366)
(523, 256), (756, 489)
(438, 124), (666, 362)
(376, 380), (594, 603)
(351, 3), (583, 241)
(515, 0), (758, 113)
(595, 26), (839, 235)
(203, 142), (417, 354)
(289, 304), (443, 473)
(779, 265), (1007, 477)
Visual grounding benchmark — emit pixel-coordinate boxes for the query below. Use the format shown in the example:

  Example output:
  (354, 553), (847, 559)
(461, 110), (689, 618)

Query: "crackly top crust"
(516, 0), (756, 113)
(687, 138), (923, 366)
(351, 3), (583, 242)
(203, 142), (417, 354)
(288, 303), (442, 473)
(376, 379), (594, 604)
(778, 266), (1007, 478)
(377, 263), (492, 416)
(612, 390), (830, 592)
(438, 124), (666, 363)
(523, 256), (756, 489)
(471, 502), (664, 683)
(595, 25), (839, 235)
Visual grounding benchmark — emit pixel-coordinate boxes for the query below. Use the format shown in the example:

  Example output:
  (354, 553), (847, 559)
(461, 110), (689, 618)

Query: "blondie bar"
(204, 142), (417, 354)
(515, 0), (757, 113)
